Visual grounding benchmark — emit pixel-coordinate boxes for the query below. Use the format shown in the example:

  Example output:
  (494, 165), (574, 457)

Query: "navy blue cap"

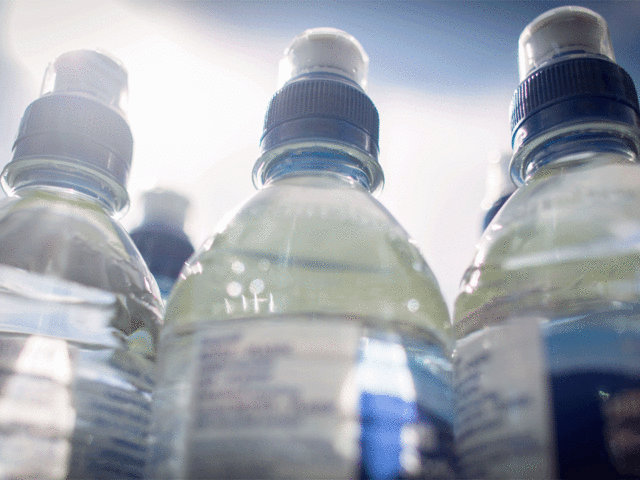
(260, 77), (379, 160)
(510, 57), (640, 151)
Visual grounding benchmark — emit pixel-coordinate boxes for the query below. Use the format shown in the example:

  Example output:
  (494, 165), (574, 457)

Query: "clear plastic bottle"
(0, 50), (163, 479)
(130, 188), (195, 299)
(453, 7), (640, 479)
(149, 28), (454, 479)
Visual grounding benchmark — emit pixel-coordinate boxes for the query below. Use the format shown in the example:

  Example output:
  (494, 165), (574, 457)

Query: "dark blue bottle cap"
(261, 77), (379, 160)
(510, 57), (640, 151)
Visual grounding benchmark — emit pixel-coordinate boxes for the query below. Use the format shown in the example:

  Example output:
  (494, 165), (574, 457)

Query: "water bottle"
(149, 28), (454, 479)
(453, 7), (640, 479)
(130, 188), (195, 299)
(480, 151), (514, 232)
(0, 50), (163, 479)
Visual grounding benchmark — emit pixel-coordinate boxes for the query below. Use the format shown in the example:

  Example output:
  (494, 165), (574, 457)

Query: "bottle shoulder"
(192, 176), (434, 281)
(216, 176), (412, 252)
(454, 162), (640, 335)
(167, 176), (451, 343)
(0, 191), (162, 312)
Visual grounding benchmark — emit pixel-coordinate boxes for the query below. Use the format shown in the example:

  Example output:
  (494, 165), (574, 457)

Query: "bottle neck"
(512, 127), (640, 185)
(253, 144), (383, 194)
(1, 159), (127, 216)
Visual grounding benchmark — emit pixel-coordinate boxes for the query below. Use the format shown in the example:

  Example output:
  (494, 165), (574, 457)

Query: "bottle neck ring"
(2, 159), (128, 215)
(511, 127), (640, 185)
(253, 145), (383, 194)
(261, 116), (378, 160)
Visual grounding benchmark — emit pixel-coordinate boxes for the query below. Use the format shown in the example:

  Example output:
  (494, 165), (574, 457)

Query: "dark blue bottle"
(130, 189), (194, 299)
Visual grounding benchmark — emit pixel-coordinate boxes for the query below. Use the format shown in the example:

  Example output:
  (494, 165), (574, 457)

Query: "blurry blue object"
(480, 151), (515, 232)
(130, 189), (195, 298)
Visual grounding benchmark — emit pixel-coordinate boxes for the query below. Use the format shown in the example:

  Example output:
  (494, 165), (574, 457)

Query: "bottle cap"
(41, 49), (129, 114)
(518, 6), (614, 80)
(509, 6), (640, 185)
(141, 188), (190, 230)
(257, 28), (382, 194)
(277, 27), (369, 90)
(4, 50), (133, 212)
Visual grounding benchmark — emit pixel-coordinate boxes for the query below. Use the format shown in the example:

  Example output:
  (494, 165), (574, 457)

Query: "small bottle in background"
(130, 188), (195, 299)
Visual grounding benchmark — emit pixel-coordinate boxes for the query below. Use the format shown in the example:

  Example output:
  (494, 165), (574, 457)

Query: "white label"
(454, 318), (556, 479)
(187, 318), (361, 479)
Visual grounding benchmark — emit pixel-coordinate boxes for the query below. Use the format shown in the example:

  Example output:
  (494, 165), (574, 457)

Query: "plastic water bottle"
(480, 151), (514, 232)
(130, 189), (195, 299)
(453, 7), (640, 479)
(0, 50), (163, 479)
(149, 28), (454, 479)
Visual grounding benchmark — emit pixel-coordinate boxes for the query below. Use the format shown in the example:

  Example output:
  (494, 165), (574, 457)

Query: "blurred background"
(1, 0), (639, 311)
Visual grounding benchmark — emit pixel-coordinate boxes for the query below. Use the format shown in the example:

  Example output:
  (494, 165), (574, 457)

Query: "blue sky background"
(1, 0), (638, 311)
(160, 1), (640, 90)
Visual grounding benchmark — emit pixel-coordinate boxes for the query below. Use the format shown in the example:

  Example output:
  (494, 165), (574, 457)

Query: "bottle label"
(455, 313), (640, 479)
(187, 318), (361, 479)
(545, 313), (640, 479)
(185, 317), (456, 479)
(454, 317), (556, 479)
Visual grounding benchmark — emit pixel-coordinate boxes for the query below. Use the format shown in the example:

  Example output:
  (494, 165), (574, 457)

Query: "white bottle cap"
(141, 189), (190, 230)
(277, 27), (369, 90)
(40, 50), (129, 115)
(518, 6), (615, 81)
